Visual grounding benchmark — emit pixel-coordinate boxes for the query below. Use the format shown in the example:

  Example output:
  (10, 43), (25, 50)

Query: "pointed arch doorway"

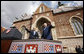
(31, 16), (57, 40)
(36, 18), (50, 34)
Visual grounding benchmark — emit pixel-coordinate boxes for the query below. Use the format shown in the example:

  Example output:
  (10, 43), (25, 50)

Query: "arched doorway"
(31, 16), (57, 40)
(36, 18), (50, 33)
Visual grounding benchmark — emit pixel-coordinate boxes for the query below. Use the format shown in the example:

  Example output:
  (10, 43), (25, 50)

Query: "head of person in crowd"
(43, 23), (47, 27)
(78, 45), (81, 48)
(76, 45), (77, 48)
(35, 28), (38, 32)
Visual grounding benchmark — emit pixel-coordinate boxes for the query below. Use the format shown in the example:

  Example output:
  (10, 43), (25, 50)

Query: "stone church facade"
(13, 3), (83, 53)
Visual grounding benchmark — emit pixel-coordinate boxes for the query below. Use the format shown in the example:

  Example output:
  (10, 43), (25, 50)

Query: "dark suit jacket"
(25, 28), (39, 39)
(41, 25), (54, 40)
(1, 27), (22, 40)
(75, 47), (83, 53)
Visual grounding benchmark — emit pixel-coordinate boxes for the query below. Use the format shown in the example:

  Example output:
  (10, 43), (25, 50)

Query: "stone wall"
(13, 8), (83, 40)
(14, 20), (31, 31)
(58, 36), (83, 53)
(53, 8), (83, 37)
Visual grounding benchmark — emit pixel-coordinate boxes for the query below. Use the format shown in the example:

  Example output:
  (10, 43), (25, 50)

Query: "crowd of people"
(75, 45), (83, 53)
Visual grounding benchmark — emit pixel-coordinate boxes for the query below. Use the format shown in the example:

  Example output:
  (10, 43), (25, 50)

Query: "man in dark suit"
(24, 27), (39, 39)
(1, 25), (22, 40)
(41, 22), (55, 40)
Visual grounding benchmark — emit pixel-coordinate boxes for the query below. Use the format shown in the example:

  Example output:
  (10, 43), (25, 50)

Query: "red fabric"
(55, 45), (62, 53)
(24, 44), (38, 53)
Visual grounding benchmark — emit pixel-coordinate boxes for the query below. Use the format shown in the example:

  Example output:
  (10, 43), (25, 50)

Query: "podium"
(8, 39), (62, 53)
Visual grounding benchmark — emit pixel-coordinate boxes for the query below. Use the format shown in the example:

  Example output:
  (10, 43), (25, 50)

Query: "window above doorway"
(39, 6), (45, 13)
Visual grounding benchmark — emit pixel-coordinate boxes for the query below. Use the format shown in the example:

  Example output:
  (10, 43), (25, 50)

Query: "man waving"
(41, 22), (55, 40)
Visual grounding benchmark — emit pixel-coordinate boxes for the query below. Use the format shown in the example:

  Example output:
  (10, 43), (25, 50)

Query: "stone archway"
(31, 16), (52, 30)
(36, 18), (50, 33)
(31, 16), (57, 40)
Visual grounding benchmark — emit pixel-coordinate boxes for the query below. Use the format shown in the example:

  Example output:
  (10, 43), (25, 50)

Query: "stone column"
(24, 31), (29, 39)
(51, 22), (57, 40)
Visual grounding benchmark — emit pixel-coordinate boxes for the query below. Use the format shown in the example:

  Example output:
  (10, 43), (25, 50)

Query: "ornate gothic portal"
(36, 18), (50, 34)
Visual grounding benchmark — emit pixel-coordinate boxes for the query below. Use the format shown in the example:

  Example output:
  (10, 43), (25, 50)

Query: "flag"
(11, 44), (23, 53)
(55, 45), (62, 53)
(44, 44), (54, 53)
(24, 44), (38, 53)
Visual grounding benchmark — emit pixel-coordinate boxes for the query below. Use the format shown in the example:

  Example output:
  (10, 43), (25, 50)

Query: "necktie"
(44, 27), (46, 30)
